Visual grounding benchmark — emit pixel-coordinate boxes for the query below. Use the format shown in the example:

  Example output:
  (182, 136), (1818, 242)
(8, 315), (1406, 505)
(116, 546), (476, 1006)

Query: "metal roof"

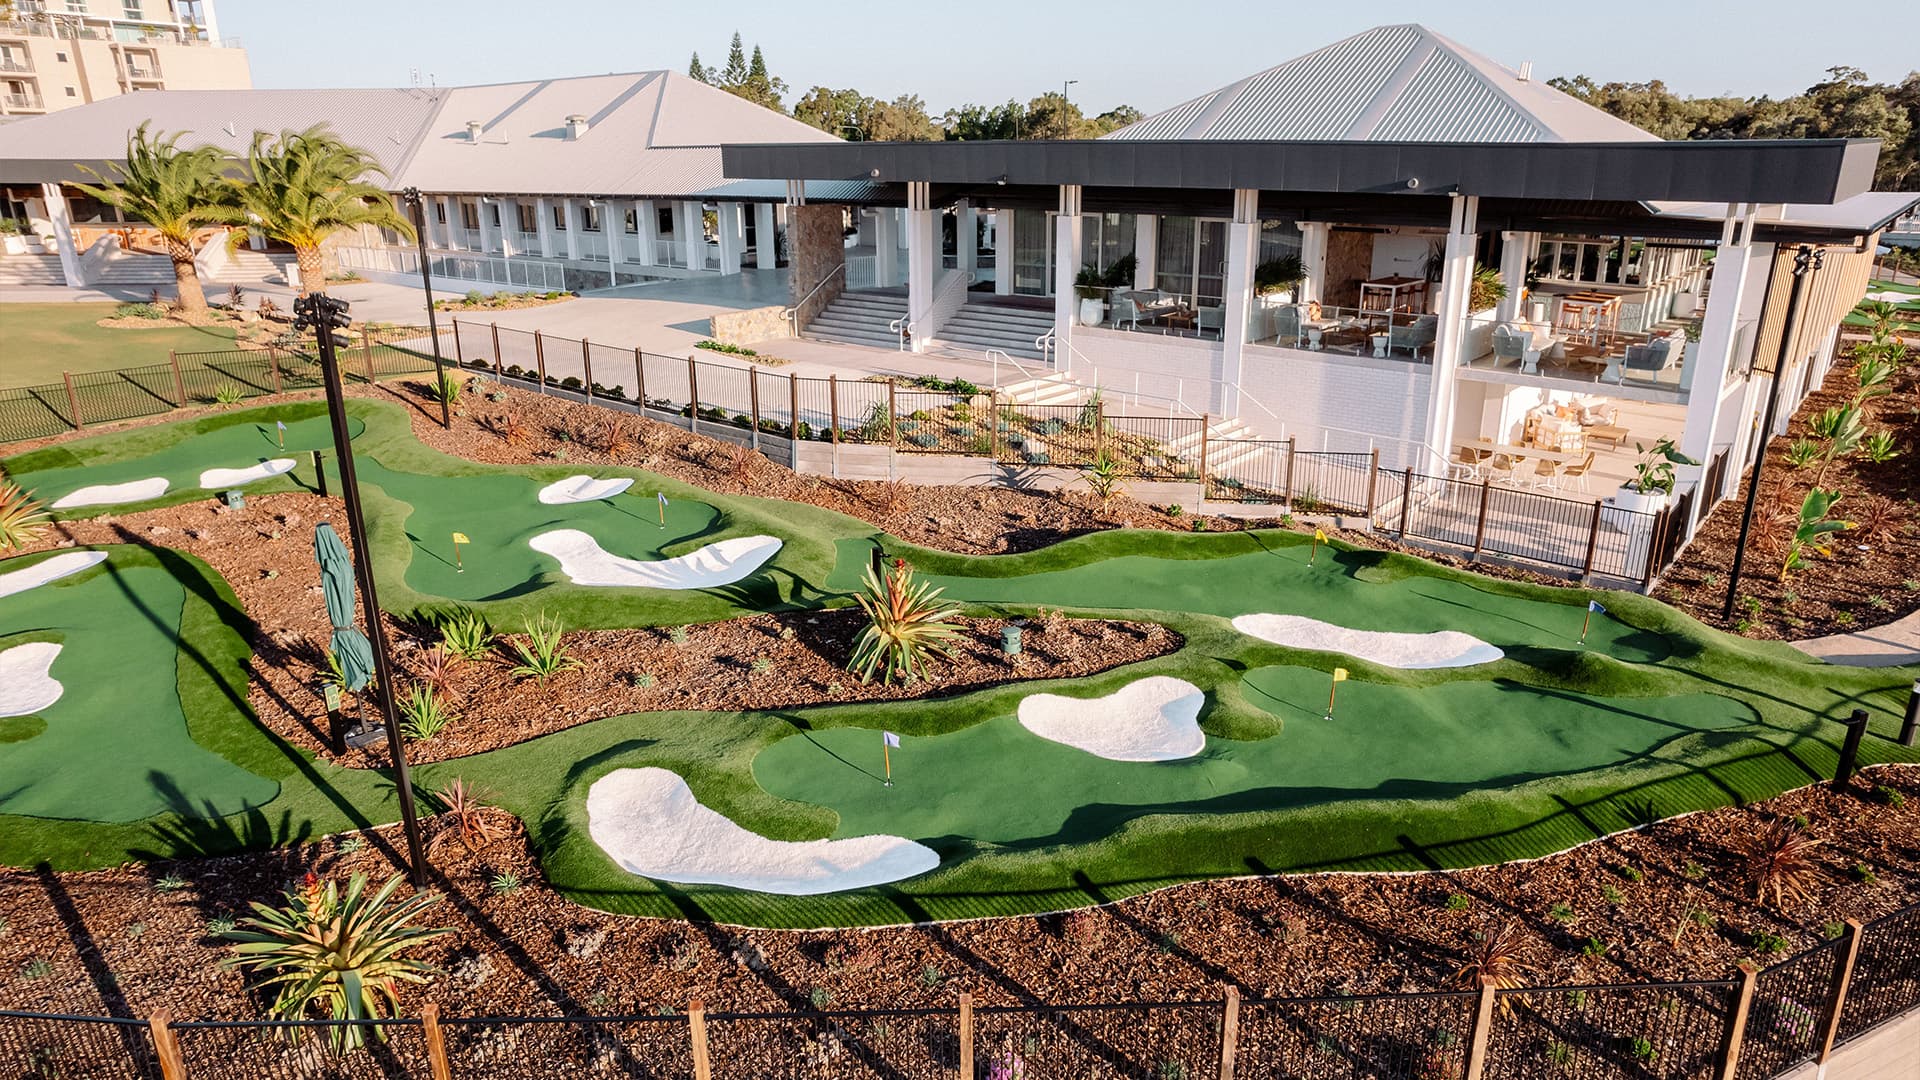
(1105, 24), (1657, 144)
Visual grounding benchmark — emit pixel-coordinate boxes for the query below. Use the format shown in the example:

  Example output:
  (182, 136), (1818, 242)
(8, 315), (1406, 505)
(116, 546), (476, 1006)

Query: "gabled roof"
(1104, 24), (1658, 144)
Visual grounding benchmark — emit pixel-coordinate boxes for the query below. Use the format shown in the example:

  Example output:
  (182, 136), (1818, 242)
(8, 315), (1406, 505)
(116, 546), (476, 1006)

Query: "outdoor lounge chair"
(1388, 315), (1437, 357)
(1269, 304), (1303, 346)
(1109, 296), (1142, 331)
(1491, 324), (1543, 374)
(1196, 306), (1225, 339)
(1623, 335), (1682, 375)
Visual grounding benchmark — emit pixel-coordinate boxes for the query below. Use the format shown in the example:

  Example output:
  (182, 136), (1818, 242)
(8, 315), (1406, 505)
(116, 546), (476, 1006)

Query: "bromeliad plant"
(849, 558), (963, 684)
(222, 872), (449, 1051)
(0, 481), (50, 552)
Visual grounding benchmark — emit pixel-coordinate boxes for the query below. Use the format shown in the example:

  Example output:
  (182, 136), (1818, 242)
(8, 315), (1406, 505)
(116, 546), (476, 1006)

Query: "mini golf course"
(3, 398), (1919, 928)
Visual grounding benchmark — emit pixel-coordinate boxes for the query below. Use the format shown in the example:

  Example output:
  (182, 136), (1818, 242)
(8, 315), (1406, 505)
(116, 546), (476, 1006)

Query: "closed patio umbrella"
(314, 523), (375, 692)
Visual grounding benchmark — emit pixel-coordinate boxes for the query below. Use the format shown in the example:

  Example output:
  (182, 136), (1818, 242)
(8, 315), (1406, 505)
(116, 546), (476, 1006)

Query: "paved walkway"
(1794, 611), (1920, 667)
(1777, 1005), (1920, 1079)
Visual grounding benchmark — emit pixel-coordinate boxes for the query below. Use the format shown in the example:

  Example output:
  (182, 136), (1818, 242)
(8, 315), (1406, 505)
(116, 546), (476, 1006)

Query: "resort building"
(0, 0), (246, 117)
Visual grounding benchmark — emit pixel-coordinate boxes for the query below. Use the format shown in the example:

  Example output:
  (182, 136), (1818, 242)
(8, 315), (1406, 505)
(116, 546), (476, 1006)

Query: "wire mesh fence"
(1238, 990), (1480, 1080)
(0, 1010), (160, 1079)
(1738, 938), (1845, 1080)
(440, 1013), (691, 1078)
(1837, 904), (1920, 1045)
(705, 1007), (959, 1079)
(1379, 470), (1663, 581)
(973, 1000), (1226, 1080)
(1485, 980), (1739, 1080)
(171, 1018), (434, 1080)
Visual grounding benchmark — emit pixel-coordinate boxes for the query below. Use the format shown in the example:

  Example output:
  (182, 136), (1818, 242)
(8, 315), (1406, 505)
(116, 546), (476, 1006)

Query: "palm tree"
(221, 125), (412, 295)
(72, 122), (229, 314)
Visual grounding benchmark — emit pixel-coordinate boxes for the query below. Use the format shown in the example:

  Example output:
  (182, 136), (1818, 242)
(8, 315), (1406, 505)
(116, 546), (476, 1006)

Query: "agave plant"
(428, 373), (462, 407)
(0, 481), (50, 552)
(849, 558), (962, 685)
(506, 611), (579, 682)
(437, 609), (493, 661)
(398, 682), (456, 740)
(1745, 820), (1823, 908)
(222, 872), (448, 1051)
(1083, 447), (1125, 509)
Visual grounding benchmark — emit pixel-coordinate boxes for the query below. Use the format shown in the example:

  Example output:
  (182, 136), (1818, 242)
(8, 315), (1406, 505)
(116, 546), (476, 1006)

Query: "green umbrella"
(314, 523), (375, 692)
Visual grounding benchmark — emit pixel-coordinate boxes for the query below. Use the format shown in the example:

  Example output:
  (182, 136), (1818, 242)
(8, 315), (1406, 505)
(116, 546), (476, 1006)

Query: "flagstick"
(883, 741), (893, 787)
(1309, 537), (1318, 567)
(1326, 677), (1338, 718)
(277, 429), (285, 449)
(658, 495), (666, 529)
(1580, 606), (1591, 645)
(454, 539), (463, 574)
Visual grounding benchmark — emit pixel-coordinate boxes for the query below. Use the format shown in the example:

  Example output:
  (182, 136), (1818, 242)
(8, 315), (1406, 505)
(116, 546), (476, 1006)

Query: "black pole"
(1901, 679), (1918, 748)
(401, 187), (451, 429)
(1832, 708), (1870, 791)
(1722, 246), (1822, 621)
(298, 292), (431, 888)
(310, 449), (328, 498)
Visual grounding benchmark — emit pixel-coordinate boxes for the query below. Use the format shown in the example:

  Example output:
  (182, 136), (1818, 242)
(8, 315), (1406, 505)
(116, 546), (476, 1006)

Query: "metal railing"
(782, 261), (845, 336)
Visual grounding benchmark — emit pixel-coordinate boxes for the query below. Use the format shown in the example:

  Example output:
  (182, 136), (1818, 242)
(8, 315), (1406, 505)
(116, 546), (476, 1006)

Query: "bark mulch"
(1657, 344), (1920, 638)
(0, 767), (1911, 1022)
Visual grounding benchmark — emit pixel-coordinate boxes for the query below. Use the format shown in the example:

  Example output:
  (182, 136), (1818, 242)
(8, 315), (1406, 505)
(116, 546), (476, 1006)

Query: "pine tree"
(748, 45), (769, 84)
(687, 52), (709, 83)
(722, 32), (749, 88)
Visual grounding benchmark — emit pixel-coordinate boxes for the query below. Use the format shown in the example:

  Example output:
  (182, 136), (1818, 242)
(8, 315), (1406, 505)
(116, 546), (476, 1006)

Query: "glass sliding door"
(1153, 215), (1227, 306)
(1012, 210), (1051, 296)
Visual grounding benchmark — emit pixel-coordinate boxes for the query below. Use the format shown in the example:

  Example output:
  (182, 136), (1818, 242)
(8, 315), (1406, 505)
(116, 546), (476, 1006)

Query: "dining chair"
(1485, 454), (1517, 484)
(1561, 452), (1595, 494)
(1531, 457), (1561, 493)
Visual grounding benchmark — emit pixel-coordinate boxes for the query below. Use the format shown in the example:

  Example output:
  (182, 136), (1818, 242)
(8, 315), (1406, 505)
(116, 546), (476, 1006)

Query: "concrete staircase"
(0, 254), (67, 286)
(802, 291), (908, 350)
(997, 373), (1085, 406)
(0, 252), (174, 287)
(1165, 415), (1265, 473)
(930, 301), (1052, 362)
(212, 249), (297, 284)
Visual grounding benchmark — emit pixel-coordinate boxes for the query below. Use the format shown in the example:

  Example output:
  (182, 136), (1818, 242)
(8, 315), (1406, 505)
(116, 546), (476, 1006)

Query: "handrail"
(888, 315), (911, 352)
(983, 348), (1040, 390)
(782, 263), (846, 335)
(1223, 381), (1280, 423)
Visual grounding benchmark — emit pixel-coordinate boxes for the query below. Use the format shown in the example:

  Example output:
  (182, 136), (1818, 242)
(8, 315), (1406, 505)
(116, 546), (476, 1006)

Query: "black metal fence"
(4, 900), (1915, 1079)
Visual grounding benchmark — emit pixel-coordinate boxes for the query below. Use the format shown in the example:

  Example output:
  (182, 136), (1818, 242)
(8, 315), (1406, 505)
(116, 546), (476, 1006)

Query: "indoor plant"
(1615, 437), (1699, 514)
(1254, 254), (1304, 304)
(1073, 263), (1108, 326)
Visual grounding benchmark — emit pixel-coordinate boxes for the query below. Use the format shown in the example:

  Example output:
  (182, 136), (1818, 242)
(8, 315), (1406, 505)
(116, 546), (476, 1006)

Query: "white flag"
(882, 731), (901, 749)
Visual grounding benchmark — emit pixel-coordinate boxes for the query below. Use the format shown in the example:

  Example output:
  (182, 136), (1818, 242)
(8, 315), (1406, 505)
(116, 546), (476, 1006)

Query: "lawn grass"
(0, 303), (239, 388)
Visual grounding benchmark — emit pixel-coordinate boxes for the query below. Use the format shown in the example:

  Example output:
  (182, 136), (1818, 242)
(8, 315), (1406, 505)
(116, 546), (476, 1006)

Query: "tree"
(1088, 105), (1144, 136)
(738, 44), (787, 111)
(1022, 92), (1084, 139)
(793, 86), (868, 136)
(72, 122), (231, 314)
(218, 125), (413, 295)
(944, 100), (1025, 141)
(687, 52), (709, 84)
(721, 32), (750, 89)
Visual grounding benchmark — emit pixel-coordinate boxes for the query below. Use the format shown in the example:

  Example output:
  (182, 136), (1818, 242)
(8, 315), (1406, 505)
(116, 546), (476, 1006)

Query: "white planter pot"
(1259, 289), (1294, 305)
(1613, 485), (1668, 516)
(1, 235), (25, 255)
(1078, 297), (1105, 327)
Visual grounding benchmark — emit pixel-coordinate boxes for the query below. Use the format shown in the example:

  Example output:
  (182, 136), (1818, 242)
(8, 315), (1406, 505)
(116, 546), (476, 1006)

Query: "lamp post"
(399, 187), (451, 428)
(294, 291), (432, 889)
(1722, 245), (1823, 621)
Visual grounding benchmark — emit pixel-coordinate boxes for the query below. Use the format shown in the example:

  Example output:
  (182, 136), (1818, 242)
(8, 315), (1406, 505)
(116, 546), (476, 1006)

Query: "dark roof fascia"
(722, 138), (1881, 207)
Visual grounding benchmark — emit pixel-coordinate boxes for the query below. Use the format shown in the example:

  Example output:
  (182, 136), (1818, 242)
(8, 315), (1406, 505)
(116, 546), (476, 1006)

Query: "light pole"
(1062, 79), (1078, 106)
(1722, 244), (1823, 621)
(294, 291), (431, 889)
(399, 187), (451, 428)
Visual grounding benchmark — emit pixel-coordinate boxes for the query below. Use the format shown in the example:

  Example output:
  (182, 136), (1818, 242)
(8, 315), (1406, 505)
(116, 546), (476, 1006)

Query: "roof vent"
(1516, 61), (1533, 82)
(564, 114), (589, 141)
(465, 120), (482, 143)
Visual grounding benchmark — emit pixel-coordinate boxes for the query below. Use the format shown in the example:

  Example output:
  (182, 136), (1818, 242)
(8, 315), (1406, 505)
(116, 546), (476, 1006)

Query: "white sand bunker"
(1232, 613), (1503, 669)
(50, 477), (170, 509)
(587, 767), (939, 894)
(529, 529), (780, 589)
(538, 475), (636, 505)
(0, 642), (63, 718)
(0, 551), (108, 600)
(1018, 676), (1207, 761)
(1864, 290), (1917, 304)
(199, 458), (296, 489)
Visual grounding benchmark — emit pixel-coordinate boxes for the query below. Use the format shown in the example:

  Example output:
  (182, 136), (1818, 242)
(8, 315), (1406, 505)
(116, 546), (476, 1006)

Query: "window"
(656, 207), (675, 236)
(623, 208), (638, 235)
(517, 203), (536, 234)
(56, 52), (70, 63)
(458, 201), (477, 231)
(433, 202), (446, 225)
(1533, 237), (1636, 286)
(1078, 213), (1136, 281)
(579, 203), (601, 233)
(64, 86), (77, 97)
(1155, 215), (1228, 305)
(551, 203), (567, 231)
(487, 203), (500, 228)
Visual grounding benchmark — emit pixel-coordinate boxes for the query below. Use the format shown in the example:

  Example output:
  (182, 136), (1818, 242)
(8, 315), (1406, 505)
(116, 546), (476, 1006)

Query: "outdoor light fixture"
(870, 168), (882, 179)
(398, 186), (451, 429)
(995, 175), (1008, 186)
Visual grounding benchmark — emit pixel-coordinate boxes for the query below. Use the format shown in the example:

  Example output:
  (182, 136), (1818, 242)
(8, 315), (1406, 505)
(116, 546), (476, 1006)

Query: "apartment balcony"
(0, 57), (32, 74)
(1, 91), (46, 111)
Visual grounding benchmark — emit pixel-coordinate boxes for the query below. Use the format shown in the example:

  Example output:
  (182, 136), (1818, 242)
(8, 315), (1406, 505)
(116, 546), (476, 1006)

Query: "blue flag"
(275, 420), (287, 432)
(658, 492), (669, 507)
(1589, 600), (1606, 614)
(883, 731), (901, 749)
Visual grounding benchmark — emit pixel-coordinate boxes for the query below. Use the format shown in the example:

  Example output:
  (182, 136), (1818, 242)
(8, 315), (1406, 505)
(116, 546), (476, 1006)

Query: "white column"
(606, 203), (625, 272)
(1220, 189), (1260, 418)
(995, 208), (1015, 296)
(872, 205), (899, 288)
(41, 183), (82, 287)
(716, 202), (746, 275)
(1052, 185), (1084, 371)
(198, 1), (221, 42)
(534, 197), (556, 258)
(1297, 222), (1330, 305)
(1133, 214), (1158, 290)
(1423, 195), (1481, 464)
(754, 203), (778, 270)
(681, 201), (705, 270)
(1681, 205), (1763, 520)
(905, 182), (937, 353)
(635, 200), (658, 267)
(478, 198), (498, 255)
(956, 200), (977, 280)
(438, 197), (459, 249)
(560, 199), (581, 261)
(497, 199), (517, 257)
(1495, 231), (1533, 323)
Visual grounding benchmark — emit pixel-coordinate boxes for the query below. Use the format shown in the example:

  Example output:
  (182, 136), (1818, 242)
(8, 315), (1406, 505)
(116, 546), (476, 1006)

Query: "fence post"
(149, 1009), (188, 1080)
(1582, 500), (1604, 582)
(1397, 467), (1414, 535)
(1364, 448), (1380, 517)
(788, 373), (800, 441)
(491, 323), (503, 378)
(687, 357), (701, 435)
(580, 339), (595, 402)
(61, 370), (83, 429)
(988, 390), (1000, 460)
(1095, 393), (1108, 460)
(1901, 679), (1919, 747)
(829, 374), (841, 445)
(689, 999), (713, 1080)
(1815, 919), (1866, 1067)
(265, 345), (283, 394)
(1198, 413), (1211, 487)
(745, 367), (761, 451)
(1462, 980), (1497, 1080)
(421, 1002), (452, 1080)
(534, 330), (547, 393)
(1218, 985), (1241, 1080)
(1471, 480), (1492, 561)
(888, 378), (899, 448)
(361, 333), (375, 383)
(312, 450), (328, 498)
(451, 320), (464, 372)
(1282, 437), (1296, 506)
(1833, 709), (1871, 790)
(169, 349), (187, 405)
(633, 347), (647, 411)
(958, 992), (975, 1080)
(1716, 966), (1758, 1080)
(1641, 506), (1667, 590)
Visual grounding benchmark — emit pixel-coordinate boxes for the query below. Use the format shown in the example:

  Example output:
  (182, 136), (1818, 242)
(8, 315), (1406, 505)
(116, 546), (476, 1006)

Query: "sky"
(221, 0), (1915, 116)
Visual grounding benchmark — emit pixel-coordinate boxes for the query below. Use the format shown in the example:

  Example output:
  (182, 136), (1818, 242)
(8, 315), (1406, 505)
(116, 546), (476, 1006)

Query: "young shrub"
(433, 777), (506, 855)
(222, 872), (448, 1051)
(1451, 920), (1534, 995)
(849, 558), (962, 685)
(412, 644), (456, 694)
(0, 482), (51, 552)
(1745, 820), (1822, 908)
(1083, 447), (1125, 509)
(429, 372), (463, 407)
(399, 683), (456, 740)
(438, 610), (493, 661)
(507, 611), (580, 682)
(211, 382), (247, 406)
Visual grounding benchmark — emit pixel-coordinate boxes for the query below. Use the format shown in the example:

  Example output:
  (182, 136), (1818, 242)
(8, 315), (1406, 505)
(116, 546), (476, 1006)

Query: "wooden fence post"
(1397, 466), (1414, 535)
(633, 347), (647, 411)
(149, 1009), (188, 1080)
(61, 371), (83, 429)
(689, 999), (712, 1080)
(1095, 394), (1108, 460)
(887, 379), (898, 448)
(581, 338), (595, 402)
(168, 349), (187, 405)
(361, 333), (375, 383)
(688, 357), (701, 435)
(265, 346), (283, 394)
(1364, 448), (1380, 517)
(1814, 918), (1867, 1069)
(988, 390), (1000, 460)
(829, 374), (841, 444)
(749, 367), (763, 451)
(1462, 980), (1498, 1080)
(1282, 437), (1296, 507)
(958, 992), (974, 1080)
(1217, 986), (1241, 1080)
(788, 373), (800, 441)
(1581, 501), (1604, 582)
(533, 330), (547, 393)
(1642, 506), (1668, 589)
(1471, 480), (1492, 561)
(490, 323), (503, 378)
(1198, 413), (1212, 487)
(451, 320), (464, 371)
(421, 1002), (452, 1080)
(1716, 966), (1759, 1080)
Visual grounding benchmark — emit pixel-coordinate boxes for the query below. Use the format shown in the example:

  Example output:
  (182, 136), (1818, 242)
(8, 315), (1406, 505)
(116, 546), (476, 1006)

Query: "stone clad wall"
(1324, 229), (1373, 308)
(708, 305), (791, 345)
(788, 204), (848, 331)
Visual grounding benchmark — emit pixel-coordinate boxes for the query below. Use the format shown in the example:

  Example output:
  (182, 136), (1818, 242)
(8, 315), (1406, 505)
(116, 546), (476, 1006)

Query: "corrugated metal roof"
(1105, 24), (1657, 144)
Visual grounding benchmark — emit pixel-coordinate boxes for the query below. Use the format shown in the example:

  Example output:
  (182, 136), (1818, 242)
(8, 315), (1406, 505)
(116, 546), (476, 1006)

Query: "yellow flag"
(451, 532), (471, 545)
(1332, 667), (1349, 682)
(1314, 528), (1328, 543)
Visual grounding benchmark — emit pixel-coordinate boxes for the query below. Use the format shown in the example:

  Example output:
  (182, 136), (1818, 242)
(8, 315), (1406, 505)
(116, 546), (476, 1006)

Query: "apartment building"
(0, 0), (246, 117)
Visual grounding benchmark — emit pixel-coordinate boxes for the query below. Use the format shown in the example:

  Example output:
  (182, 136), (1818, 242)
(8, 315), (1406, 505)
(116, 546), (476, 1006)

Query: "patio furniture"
(1561, 452), (1596, 494)
(1491, 324), (1543, 374)
(1360, 276), (1429, 314)
(1623, 335), (1682, 376)
(1196, 306), (1225, 339)
(1530, 457), (1562, 492)
(1585, 424), (1630, 451)
(1109, 296), (1143, 331)
(1387, 314), (1437, 357)
(1161, 308), (1197, 335)
(1269, 304), (1303, 346)
(1454, 444), (1490, 479)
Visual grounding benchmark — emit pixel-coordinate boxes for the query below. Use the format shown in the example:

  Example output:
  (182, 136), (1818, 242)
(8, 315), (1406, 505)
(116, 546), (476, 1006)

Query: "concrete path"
(1794, 612), (1920, 668)
(1776, 1005), (1919, 1079)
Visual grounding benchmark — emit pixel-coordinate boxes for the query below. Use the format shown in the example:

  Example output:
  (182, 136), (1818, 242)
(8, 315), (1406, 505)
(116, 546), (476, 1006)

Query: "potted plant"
(1254, 254), (1304, 305)
(1467, 267), (1508, 315)
(1073, 263), (1107, 326)
(1614, 437), (1699, 515)
(0, 217), (25, 256)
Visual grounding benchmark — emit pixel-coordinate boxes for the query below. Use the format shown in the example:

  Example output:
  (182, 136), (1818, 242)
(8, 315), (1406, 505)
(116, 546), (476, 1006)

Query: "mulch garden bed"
(0, 766), (1911, 1023)
(1657, 341), (1920, 638)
